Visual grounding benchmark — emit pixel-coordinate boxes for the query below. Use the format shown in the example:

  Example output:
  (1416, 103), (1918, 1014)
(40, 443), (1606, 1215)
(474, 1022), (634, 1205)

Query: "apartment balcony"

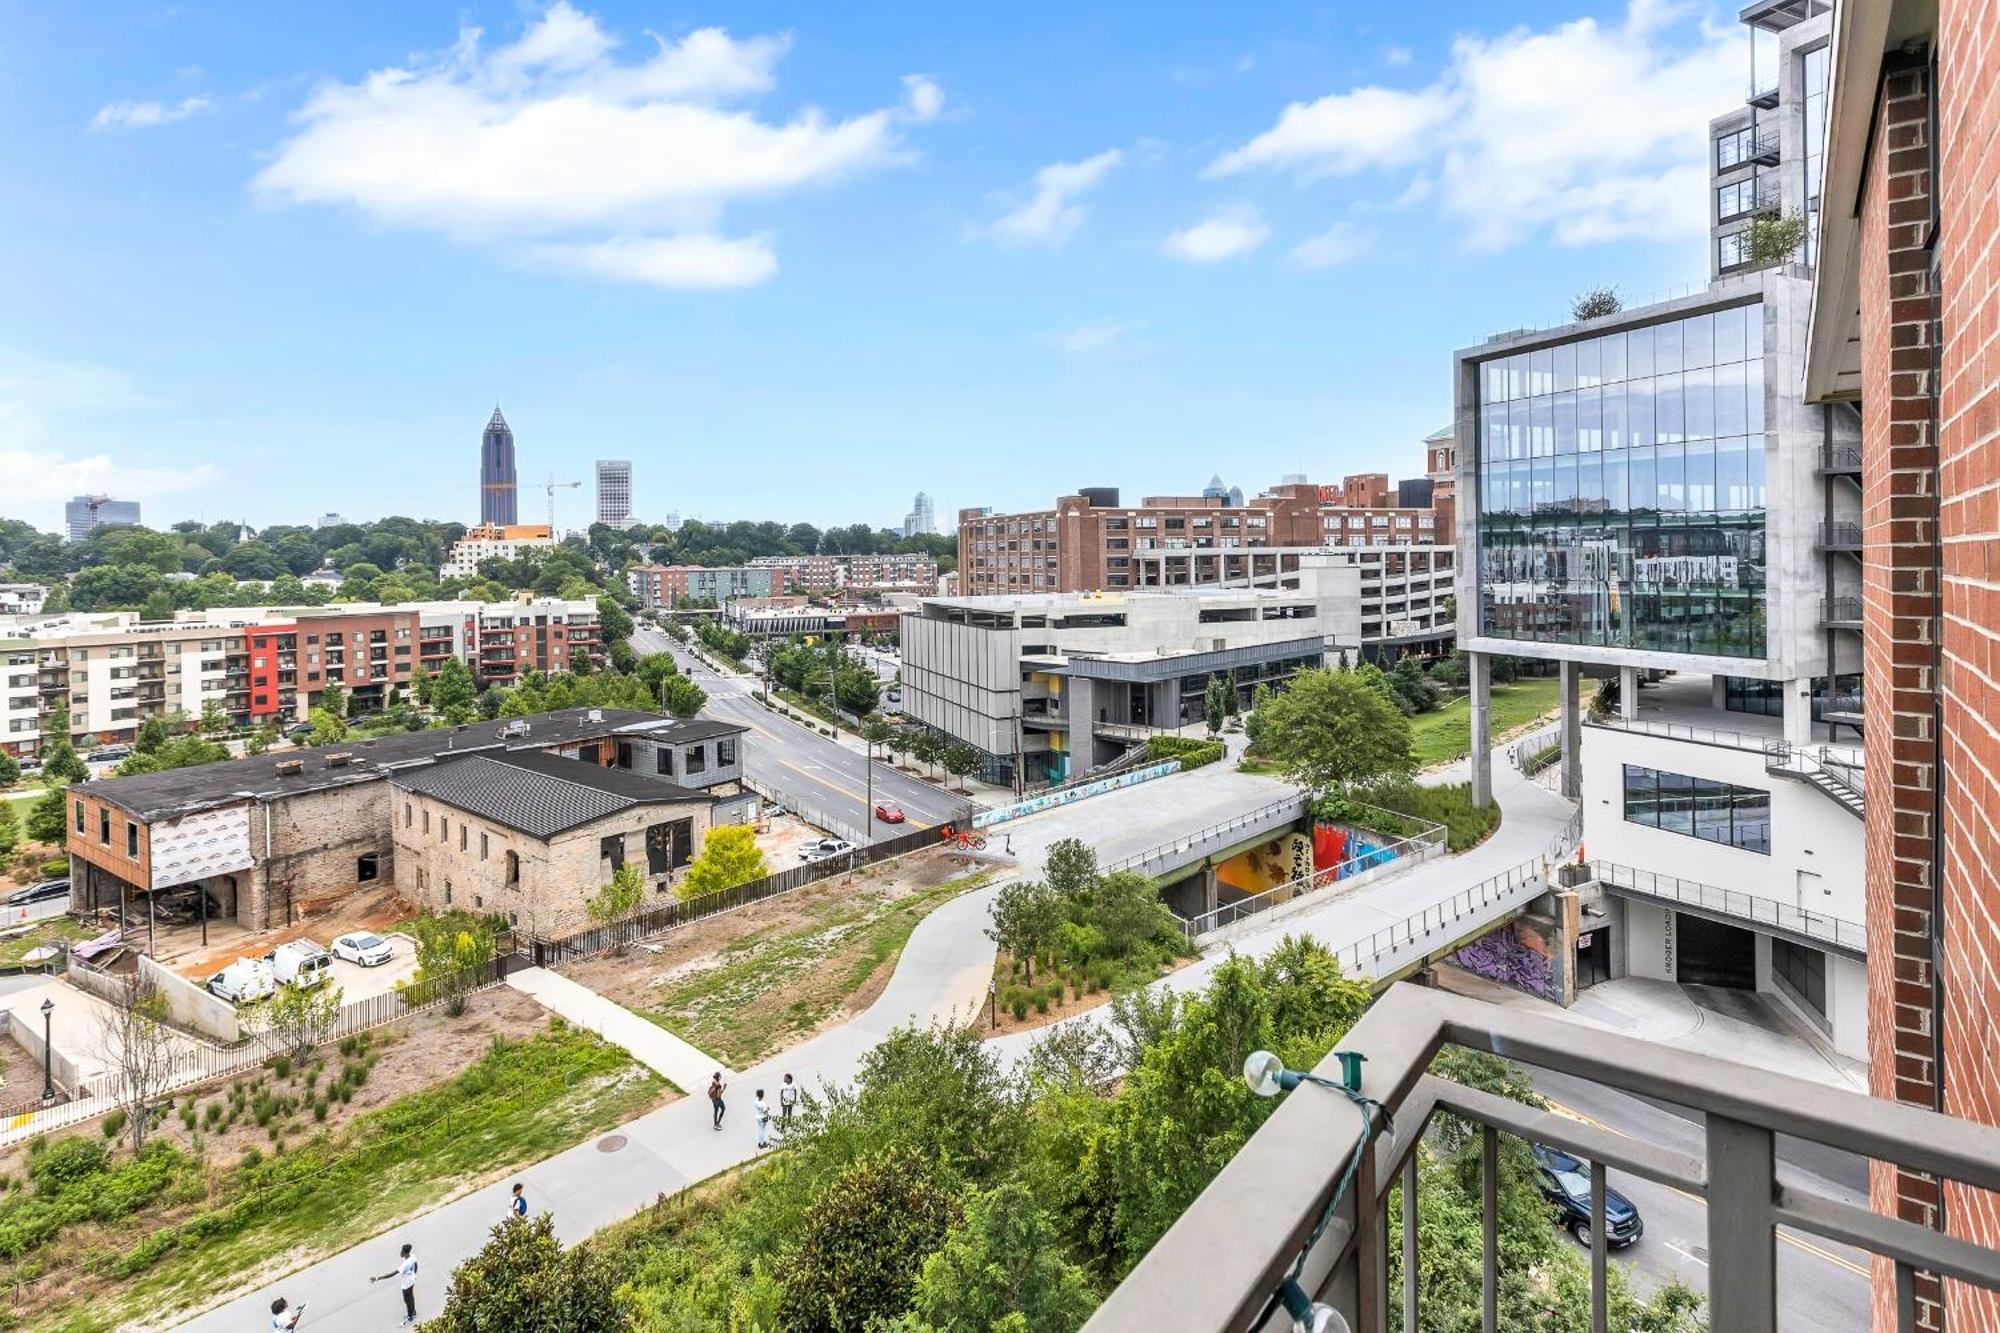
(1819, 596), (1863, 629)
(1750, 124), (1781, 165)
(1816, 521), (1862, 552)
(1748, 81), (1779, 109)
(1818, 443), (1863, 476)
(1086, 984), (2000, 1333)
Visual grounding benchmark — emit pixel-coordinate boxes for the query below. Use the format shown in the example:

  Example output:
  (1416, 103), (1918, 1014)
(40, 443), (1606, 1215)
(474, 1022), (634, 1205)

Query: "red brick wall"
(1937, 0), (2000, 1324)
(1859, 55), (1947, 1333)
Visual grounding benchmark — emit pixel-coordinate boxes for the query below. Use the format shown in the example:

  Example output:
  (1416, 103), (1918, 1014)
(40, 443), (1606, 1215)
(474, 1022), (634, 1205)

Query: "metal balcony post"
(1590, 1161), (1608, 1333)
(1400, 1155), (1419, 1333)
(1706, 1114), (1777, 1333)
(1481, 1124), (1499, 1333)
(1356, 1128), (1387, 1333)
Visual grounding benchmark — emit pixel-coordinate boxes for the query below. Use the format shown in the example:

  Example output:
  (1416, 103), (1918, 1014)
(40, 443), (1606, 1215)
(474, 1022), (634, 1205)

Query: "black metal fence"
(529, 822), (954, 967)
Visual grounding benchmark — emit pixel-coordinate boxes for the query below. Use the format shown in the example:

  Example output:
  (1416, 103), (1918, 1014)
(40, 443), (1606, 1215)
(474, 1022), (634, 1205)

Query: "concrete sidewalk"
(506, 966), (723, 1091)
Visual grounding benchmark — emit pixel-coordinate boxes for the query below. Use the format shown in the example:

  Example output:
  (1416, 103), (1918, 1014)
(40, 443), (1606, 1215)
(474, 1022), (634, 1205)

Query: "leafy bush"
(1315, 779), (1501, 853)
(777, 1147), (961, 1331)
(1144, 735), (1224, 770)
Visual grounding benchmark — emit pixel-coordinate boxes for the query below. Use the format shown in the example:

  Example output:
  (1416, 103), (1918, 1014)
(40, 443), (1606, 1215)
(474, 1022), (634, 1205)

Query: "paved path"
(505, 967), (724, 1091)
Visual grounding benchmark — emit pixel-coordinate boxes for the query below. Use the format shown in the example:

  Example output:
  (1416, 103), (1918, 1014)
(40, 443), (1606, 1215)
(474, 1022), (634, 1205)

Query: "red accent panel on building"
(243, 625), (295, 718)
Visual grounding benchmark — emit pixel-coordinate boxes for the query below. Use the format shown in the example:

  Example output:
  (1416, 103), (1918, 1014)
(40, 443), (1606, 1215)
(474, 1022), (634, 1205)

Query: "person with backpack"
(707, 1072), (726, 1130)
(508, 1182), (528, 1222)
(370, 1243), (419, 1326)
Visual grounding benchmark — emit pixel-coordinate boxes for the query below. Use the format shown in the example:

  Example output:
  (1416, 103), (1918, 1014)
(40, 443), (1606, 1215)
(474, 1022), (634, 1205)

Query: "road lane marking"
(1664, 1240), (1709, 1269)
(1545, 1100), (1870, 1279)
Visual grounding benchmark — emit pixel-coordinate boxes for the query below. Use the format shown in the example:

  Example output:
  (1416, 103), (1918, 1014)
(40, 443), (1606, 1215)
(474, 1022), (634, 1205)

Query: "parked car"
(1532, 1144), (1643, 1248)
(208, 957), (277, 1004)
(331, 931), (395, 967)
(90, 745), (132, 762)
(285, 724), (315, 741)
(874, 802), (905, 824)
(269, 939), (333, 989)
(4, 879), (69, 907)
(799, 837), (857, 863)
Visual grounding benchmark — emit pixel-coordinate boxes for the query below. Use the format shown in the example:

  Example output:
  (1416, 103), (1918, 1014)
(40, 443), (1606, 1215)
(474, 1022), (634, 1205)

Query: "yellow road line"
(1545, 1100), (1869, 1278)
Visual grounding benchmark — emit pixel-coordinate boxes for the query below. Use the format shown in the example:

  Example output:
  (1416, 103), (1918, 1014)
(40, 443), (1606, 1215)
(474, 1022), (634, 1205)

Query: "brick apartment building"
(748, 553), (938, 601)
(1803, 1), (2000, 1326)
(626, 564), (792, 609)
(958, 458), (1454, 597)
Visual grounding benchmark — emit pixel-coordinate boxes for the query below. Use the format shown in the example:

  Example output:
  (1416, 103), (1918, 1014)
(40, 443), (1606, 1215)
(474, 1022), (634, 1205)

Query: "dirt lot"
(0, 1033), (46, 1112)
(980, 951), (1195, 1039)
(154, 882), (418, 980)
(558, 847), (991, 1066)
(756, 811), (842, 862)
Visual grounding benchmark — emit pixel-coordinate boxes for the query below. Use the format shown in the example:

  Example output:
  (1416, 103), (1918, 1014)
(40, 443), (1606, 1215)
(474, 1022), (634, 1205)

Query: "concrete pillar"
(1202, 865), (1219, 916)
(1711, 674), (1729, 711)
(1618, 665), (1639, 720)
(1782, 676), (1813, 746)
(1469, 650), (1493, 808)
(1558, 661), (1582, 800)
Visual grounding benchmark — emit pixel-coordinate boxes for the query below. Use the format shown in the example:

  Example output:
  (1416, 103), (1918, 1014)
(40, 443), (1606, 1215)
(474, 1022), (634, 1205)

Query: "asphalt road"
(1529, 1066), (1871, 1328)
(631, 625), (968, 842)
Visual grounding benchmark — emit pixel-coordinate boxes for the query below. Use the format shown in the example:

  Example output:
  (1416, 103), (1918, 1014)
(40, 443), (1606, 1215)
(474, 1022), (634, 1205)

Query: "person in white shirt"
(508, 1182), (528, 1222)
(269, 1296), (304, 1330)
(370, 1243), (419, 1326)
(754, 1088), (771, 1149)
(778, 1073), (799, 1132)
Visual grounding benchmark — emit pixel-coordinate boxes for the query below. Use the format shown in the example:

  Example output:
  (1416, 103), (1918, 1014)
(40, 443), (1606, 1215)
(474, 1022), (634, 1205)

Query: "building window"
(480, 832), (489, 860)
(100, 810), (110, 845)
(1771, 938), (1827, 1019)
(126, 822), (138, 857)
(600, 834), (625, 870)
(74, 800), (84, 834)
(418, 868), (427, 890)
(1716, 126), (1754, 170)
(717, 739), (736, 767)
(444, 879), (453, 905)
(422, 810), (430, 834)
(357, 853), (379, 883)
(460, 825), (468, 851)
(1718, 231), (1749, 270)
(404, 802), (412, 828)
(505, 850), (520, 885)
(440, 816), (449, 844)
(1622, 765), (1770, 854)
(686, 745), (707, 776)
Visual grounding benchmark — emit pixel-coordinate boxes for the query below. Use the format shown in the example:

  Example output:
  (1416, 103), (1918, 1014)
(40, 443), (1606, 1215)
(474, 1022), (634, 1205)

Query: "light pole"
(40, 999), (55, 1103)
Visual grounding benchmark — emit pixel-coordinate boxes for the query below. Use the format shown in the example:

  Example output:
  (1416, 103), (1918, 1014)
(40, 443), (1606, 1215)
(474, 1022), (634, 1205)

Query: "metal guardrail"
(1820, 595), (1864, 624)
(741, 774), (870, 845)
(1103, 796), (1305, 876)
(1183, 820), (1449, 942)
(1087, 984), (2000, 1333)
(1594, 859), (1866, 954)
(1818, 520), (1863, 548)
(1336, 857), (1548, 980)
(1585, 712), (1778, 753)
(1763, 740), (1867, 801)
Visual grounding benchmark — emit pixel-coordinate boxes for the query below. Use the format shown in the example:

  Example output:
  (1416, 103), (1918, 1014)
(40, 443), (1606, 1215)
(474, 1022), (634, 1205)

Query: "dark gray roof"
(606, 717), (746, 745)
(79, 707), (665, 822)
(390, 749), (711, 839)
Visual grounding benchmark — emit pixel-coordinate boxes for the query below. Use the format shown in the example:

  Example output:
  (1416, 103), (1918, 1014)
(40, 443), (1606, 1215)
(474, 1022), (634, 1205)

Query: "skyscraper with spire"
(480, 406), (518, 526)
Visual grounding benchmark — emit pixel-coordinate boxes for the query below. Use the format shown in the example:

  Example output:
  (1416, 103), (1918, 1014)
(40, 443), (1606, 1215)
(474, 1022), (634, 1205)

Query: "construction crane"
(541, 474), (581, 533)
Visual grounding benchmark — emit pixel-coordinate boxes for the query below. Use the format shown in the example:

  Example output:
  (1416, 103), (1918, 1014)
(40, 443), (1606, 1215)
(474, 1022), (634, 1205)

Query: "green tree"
(429, 1213), (628, 1333)
(986, 878), (1065, 981)
(307, 706), (348, 746)
(133, 715), (169, 755)
(778, 1146), (962, 1333)
(587, 862), (645, 931)
(36, 711), (89, 785)
(0, 799), (19, 855)
(1256, 665), (1414, 799)
(1091, 870), (1176, 959)
(660, 673), (707, 719)
(909, 1182), (1097, 1332)
(246, 719), (279, 755)
(1570, 286), (1623, 320)
(432, 656), (478, 715)
(197, 700), (228, 737)
(679, 824), (768, 900)
(942, 742), (981, 793)
(319, 683), (346, 720)
(1746, 209), (1808, 267)
(403, 910), (496, 1015)
(0, 750), (19, 786)
(27, 784), (69, 844)
(1042, 838), (1097, 901)
(859, 716), (893, 755)
(910, 728), (948, 780)
(1203, 673), (1229, 737)
(256, 981), (343, 1062)
(1244, 682), (1275, 751)
(1389, 654), (1441, 716)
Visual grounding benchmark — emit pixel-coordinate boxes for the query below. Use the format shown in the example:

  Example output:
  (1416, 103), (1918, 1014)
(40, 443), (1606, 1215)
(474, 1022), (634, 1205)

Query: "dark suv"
(1532, 1144), (1643, 1248)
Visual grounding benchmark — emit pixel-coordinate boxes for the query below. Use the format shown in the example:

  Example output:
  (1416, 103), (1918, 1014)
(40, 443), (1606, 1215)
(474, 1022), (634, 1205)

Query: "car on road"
(5, 878), (70, 907)
(90, 745), (132, 762)
(331, 931), (395, 967)
(208, 957), (276, 1004)
(874, 802), (905, 824)
(799, 837), (857, 862)
(286, 724), (315, 741)
(1532, 1144), (1643, 1248)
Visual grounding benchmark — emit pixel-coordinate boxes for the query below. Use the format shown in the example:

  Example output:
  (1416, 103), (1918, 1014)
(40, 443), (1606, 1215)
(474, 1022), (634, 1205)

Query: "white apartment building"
(0, 585), (49, 616)
(440, 524), (557, 579)
(595, 460), (633, 528)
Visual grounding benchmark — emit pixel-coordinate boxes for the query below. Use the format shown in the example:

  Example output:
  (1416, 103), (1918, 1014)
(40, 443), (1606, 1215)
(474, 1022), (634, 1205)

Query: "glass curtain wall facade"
(1475, 302), (1768, 657)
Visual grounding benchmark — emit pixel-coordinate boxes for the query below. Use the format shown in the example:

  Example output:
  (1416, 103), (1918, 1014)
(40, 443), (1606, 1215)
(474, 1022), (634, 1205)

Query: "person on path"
(370, 1243), (419, 1327)
(508, 1182), (528, 1222)
(779, 1073), (798, 1131)
(708, 1072), (726, 1130)
(270, 1297), (304, 1331)
(754, 1089), (771, 1149)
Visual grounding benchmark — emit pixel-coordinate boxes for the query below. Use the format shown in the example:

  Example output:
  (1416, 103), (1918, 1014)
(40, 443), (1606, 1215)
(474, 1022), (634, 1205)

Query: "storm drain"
(597, 1133), (629, 1153)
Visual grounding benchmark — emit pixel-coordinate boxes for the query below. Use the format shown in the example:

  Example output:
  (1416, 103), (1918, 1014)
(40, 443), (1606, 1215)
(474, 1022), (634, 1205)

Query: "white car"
(798, 838), (857, 863)
(208, 957), (276, 1005)
(331, 931), (394, 967)
(270, 939), (333, 989)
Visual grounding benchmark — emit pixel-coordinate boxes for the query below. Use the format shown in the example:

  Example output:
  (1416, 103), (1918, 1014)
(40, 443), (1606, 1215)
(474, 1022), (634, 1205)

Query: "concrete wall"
(139, 952), (239, 1043)
(252, 779), (398, 932)
(4, 1007), (87, 1096)
(900, 612), (1023, 757)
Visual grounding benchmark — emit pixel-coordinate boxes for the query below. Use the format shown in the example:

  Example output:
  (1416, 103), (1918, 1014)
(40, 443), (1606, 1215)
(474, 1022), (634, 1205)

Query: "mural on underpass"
(1212, 821), (1403, 901)
(1450, 919), (1559, 1001)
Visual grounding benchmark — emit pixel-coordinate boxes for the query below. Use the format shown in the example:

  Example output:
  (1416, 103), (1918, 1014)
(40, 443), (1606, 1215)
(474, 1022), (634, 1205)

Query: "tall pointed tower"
(480, 406), (518, 526)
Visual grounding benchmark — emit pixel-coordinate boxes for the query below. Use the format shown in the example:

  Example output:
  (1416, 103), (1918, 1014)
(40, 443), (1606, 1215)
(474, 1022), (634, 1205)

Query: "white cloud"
(901, 74), (944, 122)
(1289, 221), (1371, 268)
(1161, 207), (1269, 263)
(253, 3), (922, 287)
(1049, 320), (1145, 353)
(524, 233), (777, 288)
(1383, 45), (1413, 66)
(986, 149), (1122, 247)
(91, 95), (211, 130)
(1205, 1), (1740, 249)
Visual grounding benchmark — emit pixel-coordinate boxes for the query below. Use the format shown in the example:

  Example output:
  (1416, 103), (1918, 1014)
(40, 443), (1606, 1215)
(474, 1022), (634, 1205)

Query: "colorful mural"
(1215, 832), (1314, 894)
(1450, 920), (1559, 1001)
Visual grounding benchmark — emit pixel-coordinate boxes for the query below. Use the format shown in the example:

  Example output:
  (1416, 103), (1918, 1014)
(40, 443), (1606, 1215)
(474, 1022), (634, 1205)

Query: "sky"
(0, 0), (1751, 536)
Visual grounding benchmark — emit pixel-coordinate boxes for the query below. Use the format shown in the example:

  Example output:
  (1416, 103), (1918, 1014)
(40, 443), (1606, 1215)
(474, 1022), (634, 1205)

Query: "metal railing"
(1334, 858), (1549, 982)
(1764, 740), (1867, 808)
(1505, 724), (1560, 776)
(1820, 595), (1863, 624)
(1183, 818), (1449, 942)
(1104, 796), (1306, 876)
(1085, 984), (2000, 1333)
(1585, 712), (1777, 754)
(1594, 860), (1865, 954)
(1821, 443), (1862, 473)
(741, 774), (870, 845)
(1818, 520), (1863, 549)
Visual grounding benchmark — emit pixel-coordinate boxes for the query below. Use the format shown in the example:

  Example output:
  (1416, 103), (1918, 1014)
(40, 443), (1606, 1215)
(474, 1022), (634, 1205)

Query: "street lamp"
(40, 999), (55, 1103)
(988, 980), (998, 1030)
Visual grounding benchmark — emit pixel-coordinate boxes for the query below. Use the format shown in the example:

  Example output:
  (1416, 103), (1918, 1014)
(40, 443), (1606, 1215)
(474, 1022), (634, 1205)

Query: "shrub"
(239, 1147), (262, 1169)
(29, 1137), (107, 1195)
(1034, 990), (1051, 1016)
(1011, 996), (1028, 1022)
(1144, 735), (1225, 770)
(778, 1147), (961, 1332)
(272, 1056), (291, 1079)
(314, 1097), (329, 1122)
(40, 858), (70, 879)
(102, 1111), (127, 1141)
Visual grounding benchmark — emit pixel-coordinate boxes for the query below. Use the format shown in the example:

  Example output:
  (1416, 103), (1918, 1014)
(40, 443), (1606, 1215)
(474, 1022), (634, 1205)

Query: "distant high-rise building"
(65, 494), (141, 542)
(1201, 474), (1230, 500)
(595, 460), (633, 528)
(480, 407), (518, 526)
(902, 491), (937, 538)
(316, 513), (346, 529)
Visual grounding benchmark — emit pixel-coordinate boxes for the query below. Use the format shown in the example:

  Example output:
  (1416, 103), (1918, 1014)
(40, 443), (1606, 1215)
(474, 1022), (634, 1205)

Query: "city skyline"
(2, 0), (1747, 533)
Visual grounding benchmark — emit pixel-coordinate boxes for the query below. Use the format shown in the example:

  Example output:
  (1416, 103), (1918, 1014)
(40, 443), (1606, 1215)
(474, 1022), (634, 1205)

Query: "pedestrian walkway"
(505, 966), (724, 1091)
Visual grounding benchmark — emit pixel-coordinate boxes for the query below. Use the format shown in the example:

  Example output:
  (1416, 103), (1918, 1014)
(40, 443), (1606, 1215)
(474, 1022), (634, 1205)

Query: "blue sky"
(0, 0), (1748, 534)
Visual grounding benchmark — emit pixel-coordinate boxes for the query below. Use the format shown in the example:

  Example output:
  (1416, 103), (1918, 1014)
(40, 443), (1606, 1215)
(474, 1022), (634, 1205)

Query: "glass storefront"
(1475, 303), (1768, 658)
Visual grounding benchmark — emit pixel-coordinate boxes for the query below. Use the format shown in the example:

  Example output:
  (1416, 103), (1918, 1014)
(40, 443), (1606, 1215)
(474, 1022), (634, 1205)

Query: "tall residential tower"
(479, 407), (518, 526)
(595, 460), (633, 528)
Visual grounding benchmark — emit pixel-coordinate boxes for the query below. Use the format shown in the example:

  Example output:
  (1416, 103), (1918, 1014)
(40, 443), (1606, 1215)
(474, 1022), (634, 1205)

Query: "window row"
(1477, 305), (1760, 403)
(1622, 765), (1772, 853)
(1478, 360), (1766, 459)
(1479, 437), (1767, 518)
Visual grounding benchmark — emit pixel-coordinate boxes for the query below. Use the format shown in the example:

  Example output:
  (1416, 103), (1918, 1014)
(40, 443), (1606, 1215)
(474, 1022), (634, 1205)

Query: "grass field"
(1409, 676), (1575, 767)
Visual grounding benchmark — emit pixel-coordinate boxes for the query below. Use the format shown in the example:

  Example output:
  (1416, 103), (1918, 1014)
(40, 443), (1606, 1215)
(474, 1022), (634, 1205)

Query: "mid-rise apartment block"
(440, 523), (556, 579)
(626, 564), (789, 609)
(748, 553), (938, 601)
(64, 494), (141, 542)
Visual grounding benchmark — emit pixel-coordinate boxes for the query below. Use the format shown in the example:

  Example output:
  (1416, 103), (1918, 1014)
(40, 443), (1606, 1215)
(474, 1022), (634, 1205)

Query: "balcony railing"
(1086, 984), (2000, 1333)
(1818, 521), (1863, 550)
(1819, 595), (1863, 627)
(1593, 859), (1865, 954)
(1820, 443), (1862, 475)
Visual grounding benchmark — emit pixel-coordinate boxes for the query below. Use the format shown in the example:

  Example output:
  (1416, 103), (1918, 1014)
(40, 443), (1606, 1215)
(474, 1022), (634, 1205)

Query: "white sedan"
(798, 838), (857, 863)
(331, 931), (394, 967)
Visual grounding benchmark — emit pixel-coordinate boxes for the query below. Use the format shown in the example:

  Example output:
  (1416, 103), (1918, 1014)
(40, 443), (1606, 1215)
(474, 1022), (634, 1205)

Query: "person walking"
(508, 1182), (528, 1222)
(707, 1072), (726, 1131)
(754, 1088), (771, 1149)
(778, 1073), (798, 1132)
(269, 1296), (305, 1331)
(371, 1243), (419, 1327)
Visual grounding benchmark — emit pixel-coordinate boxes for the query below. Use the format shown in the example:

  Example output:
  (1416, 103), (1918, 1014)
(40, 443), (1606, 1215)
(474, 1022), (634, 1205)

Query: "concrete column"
(1469, 650), (1493, 808)
(1618, 665), (1639, 720)
(1711, 674), (1729, 711)
(1782, 676), (1813, 746)
(1559, 661), (1582, 800)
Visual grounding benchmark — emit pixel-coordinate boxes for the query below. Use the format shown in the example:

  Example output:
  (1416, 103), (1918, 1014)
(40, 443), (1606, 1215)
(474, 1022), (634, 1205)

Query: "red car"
(874, 802), (906, 824)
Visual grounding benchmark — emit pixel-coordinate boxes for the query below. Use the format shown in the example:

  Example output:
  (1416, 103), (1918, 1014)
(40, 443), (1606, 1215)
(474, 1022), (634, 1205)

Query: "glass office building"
(1473, 301), (1769, 658)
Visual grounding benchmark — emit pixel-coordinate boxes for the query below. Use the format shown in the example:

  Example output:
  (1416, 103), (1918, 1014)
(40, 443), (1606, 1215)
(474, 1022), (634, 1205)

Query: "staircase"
(1764, 740), (1865, 819)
